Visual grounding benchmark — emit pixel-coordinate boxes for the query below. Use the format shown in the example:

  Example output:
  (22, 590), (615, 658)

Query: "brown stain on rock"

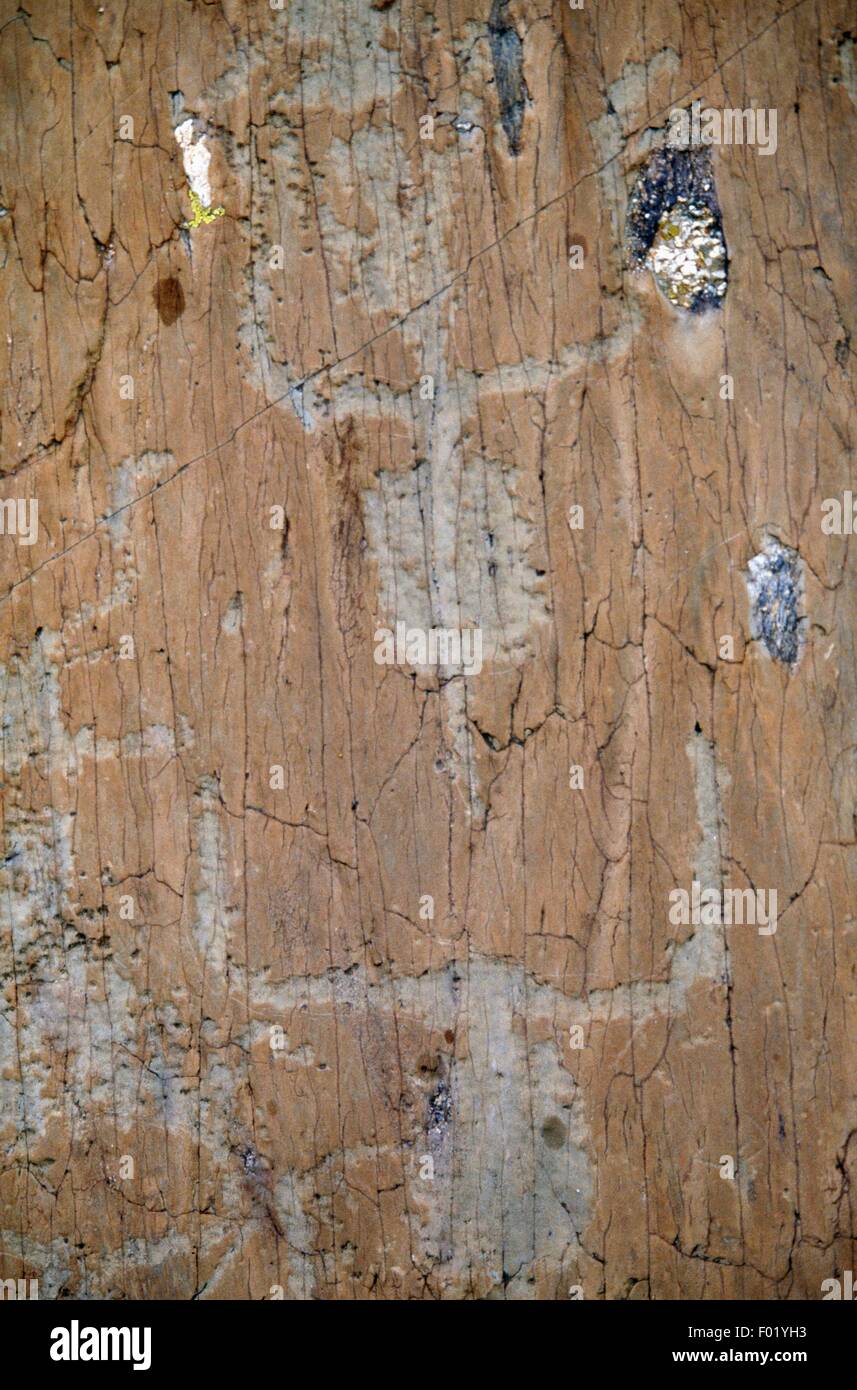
(154, 276), (185, 326)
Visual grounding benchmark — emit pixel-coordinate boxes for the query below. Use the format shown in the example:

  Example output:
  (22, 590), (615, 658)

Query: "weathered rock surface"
(0, 0), (855, 1299)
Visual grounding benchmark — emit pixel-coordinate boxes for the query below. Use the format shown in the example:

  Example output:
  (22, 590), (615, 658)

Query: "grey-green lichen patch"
(746, 540), (804, 665)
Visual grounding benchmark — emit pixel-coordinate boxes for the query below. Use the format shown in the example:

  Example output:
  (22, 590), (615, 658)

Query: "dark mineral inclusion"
(746, 541), (802, 665)
(626, 145), (728, 312)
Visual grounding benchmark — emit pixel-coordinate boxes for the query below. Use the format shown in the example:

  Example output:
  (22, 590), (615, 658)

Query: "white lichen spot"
(174, 120), (225, 228)
(174, 119), (213, 206)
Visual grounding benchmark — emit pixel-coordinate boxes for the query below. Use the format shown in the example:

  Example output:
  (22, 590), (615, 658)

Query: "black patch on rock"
(488, 0), (528, 156)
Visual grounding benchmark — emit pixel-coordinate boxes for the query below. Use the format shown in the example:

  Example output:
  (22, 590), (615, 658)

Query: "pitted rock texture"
(0, 0), (856, 1301)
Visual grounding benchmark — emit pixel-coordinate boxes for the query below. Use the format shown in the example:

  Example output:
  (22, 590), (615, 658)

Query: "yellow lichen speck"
(183, 189), (225, 230)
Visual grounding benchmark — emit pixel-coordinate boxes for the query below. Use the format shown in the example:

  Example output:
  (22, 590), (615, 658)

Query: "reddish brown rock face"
(0, 0), (855, 1303)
